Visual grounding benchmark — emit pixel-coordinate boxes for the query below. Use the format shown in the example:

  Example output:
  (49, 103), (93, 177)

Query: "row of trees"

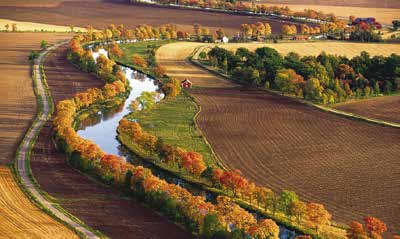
(138, 0), (338, 22)
(82, 23), (190, 42)
(206, 46), (399, 104)
(57, 27), (286, 238)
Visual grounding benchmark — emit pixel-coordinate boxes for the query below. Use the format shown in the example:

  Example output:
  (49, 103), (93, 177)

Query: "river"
(76, 46), (298, 239)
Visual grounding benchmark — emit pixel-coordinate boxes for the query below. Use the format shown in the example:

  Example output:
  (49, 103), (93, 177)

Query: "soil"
(333, 95), (400, 124)
(156, 42), (400, 234)
(0, 32), (71, 164)
(258, 0), (400, 9)
(30, 44), (192, 239)
(0, 0), (298, 35)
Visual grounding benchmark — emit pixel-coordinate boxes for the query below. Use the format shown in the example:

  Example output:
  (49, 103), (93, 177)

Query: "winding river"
(76, 46), (298, 239)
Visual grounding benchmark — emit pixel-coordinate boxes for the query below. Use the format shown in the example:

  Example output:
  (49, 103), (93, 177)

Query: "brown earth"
(0, 33), (71, 164)
(0, 166), (78, 238)
(30, 44), (192, 239)
(333, 95), (400, 124)
(0, 0), (297, 35)
(258, 0), (400, 9)
(156, 42), (400, 234)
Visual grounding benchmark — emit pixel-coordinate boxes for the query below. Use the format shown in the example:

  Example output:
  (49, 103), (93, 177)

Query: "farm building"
(181, 79), (192, 88)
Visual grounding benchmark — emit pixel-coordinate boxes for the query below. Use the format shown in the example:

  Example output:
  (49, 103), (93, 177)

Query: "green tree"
(374, 81), (380, 95)
(305, 78), (324, 102)
(40, 40), (48, 49)
(200, 214), (224, 239)
(278, 190), (298, 216)
(364, 86), (371, 97)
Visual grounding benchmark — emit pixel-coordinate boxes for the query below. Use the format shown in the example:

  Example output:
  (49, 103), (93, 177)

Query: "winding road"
(15, 42), (99, 239)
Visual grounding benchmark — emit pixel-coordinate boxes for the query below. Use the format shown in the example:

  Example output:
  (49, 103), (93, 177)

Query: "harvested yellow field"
(0, 166), (78, 239)
(268, 4), (400, 24)
(0, 19), (86, 32)
(157, 41), (400, 87)
(206, 42), (400, 58)
(156, 42), (234, 88)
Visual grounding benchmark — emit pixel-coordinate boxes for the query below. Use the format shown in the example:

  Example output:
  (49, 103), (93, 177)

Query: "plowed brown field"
(0, 166), (78, 238)
(333, 95), (400, 124)
(31, 44), (191, 239)
(0, 0), (294, 35)
(0, 33), (71, 164)
(156, 42), (400, 233)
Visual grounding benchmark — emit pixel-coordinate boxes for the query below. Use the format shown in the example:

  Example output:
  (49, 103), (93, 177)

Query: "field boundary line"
(189, 46), (400, 129)
(13, 42), (104, 239)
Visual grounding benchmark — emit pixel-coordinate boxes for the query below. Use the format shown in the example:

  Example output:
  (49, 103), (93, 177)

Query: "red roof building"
(181, 79), (192, 88)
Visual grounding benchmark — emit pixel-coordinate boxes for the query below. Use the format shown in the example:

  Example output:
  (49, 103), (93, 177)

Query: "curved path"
(156, 42), (400, 233)
(16, 42), (98, 238)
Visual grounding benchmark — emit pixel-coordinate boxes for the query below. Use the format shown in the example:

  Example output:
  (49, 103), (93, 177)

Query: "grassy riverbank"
(126, 91), (218, 167)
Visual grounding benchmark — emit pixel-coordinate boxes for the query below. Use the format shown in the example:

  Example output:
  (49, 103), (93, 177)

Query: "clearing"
(0, 166), (78, 239)
(156, 42), (400, 233)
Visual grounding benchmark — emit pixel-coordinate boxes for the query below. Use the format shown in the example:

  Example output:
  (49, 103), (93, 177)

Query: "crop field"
(30, 44), (191, 239)
(0, 18), (86, 32)
(0, 33), (71, 164)
(0, 166), (78, 239)
(248, 2), (400, 24)
(333, 95), (400, 124)
(206, 42), (400, 58)
(258, 0), (400, 8)
(156, 42), (400, 233)
(157, 42), (234, 88)
(0, 0), (294, 35)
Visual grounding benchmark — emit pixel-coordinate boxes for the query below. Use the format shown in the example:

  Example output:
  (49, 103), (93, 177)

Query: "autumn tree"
(219, 170), (248, 197)
(363, 216), (387, 238)
(275, 68), (304, 95)
(288, 201), (307, 225)
(69, 24), (75, 32)
(11, 23), (17, 32)
(306, 203), (331, 233)
(179, 151), (206, 176)
(347, 221), (367, 239)
(132, 54), (148, 69)
(4, 24), (9, 31)
(109, 42), (123, 58)
(249, 219), (279, 239)
(154, 65), (166, 77)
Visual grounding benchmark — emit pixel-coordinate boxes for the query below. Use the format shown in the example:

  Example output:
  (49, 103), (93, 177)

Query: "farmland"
(251, 2), (400, 24)
(0, 166), (78, 239)
(0, 33), (71, 164)
(0, 0), (294, 35)
(333, 95), (400, 124)
(30, 44), (191, 239)
(203, 42), (400, 58)
(156, 42), (400, 233)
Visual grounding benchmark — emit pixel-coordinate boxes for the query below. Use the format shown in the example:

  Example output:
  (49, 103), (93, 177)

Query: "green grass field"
(127, 92), (217, 167)
(117, 40), (171, 65)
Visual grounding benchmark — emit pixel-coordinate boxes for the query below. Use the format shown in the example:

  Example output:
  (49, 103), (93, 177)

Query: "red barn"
(181, 79), (192, 88)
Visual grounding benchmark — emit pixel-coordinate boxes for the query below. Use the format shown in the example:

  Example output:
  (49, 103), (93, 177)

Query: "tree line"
(54, 26), (286, 239)
(206, 46), (399, 104)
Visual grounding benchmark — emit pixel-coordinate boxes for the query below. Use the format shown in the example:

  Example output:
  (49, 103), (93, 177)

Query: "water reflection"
(77, 48), (164, 155)
(77, 47), (297, 239)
